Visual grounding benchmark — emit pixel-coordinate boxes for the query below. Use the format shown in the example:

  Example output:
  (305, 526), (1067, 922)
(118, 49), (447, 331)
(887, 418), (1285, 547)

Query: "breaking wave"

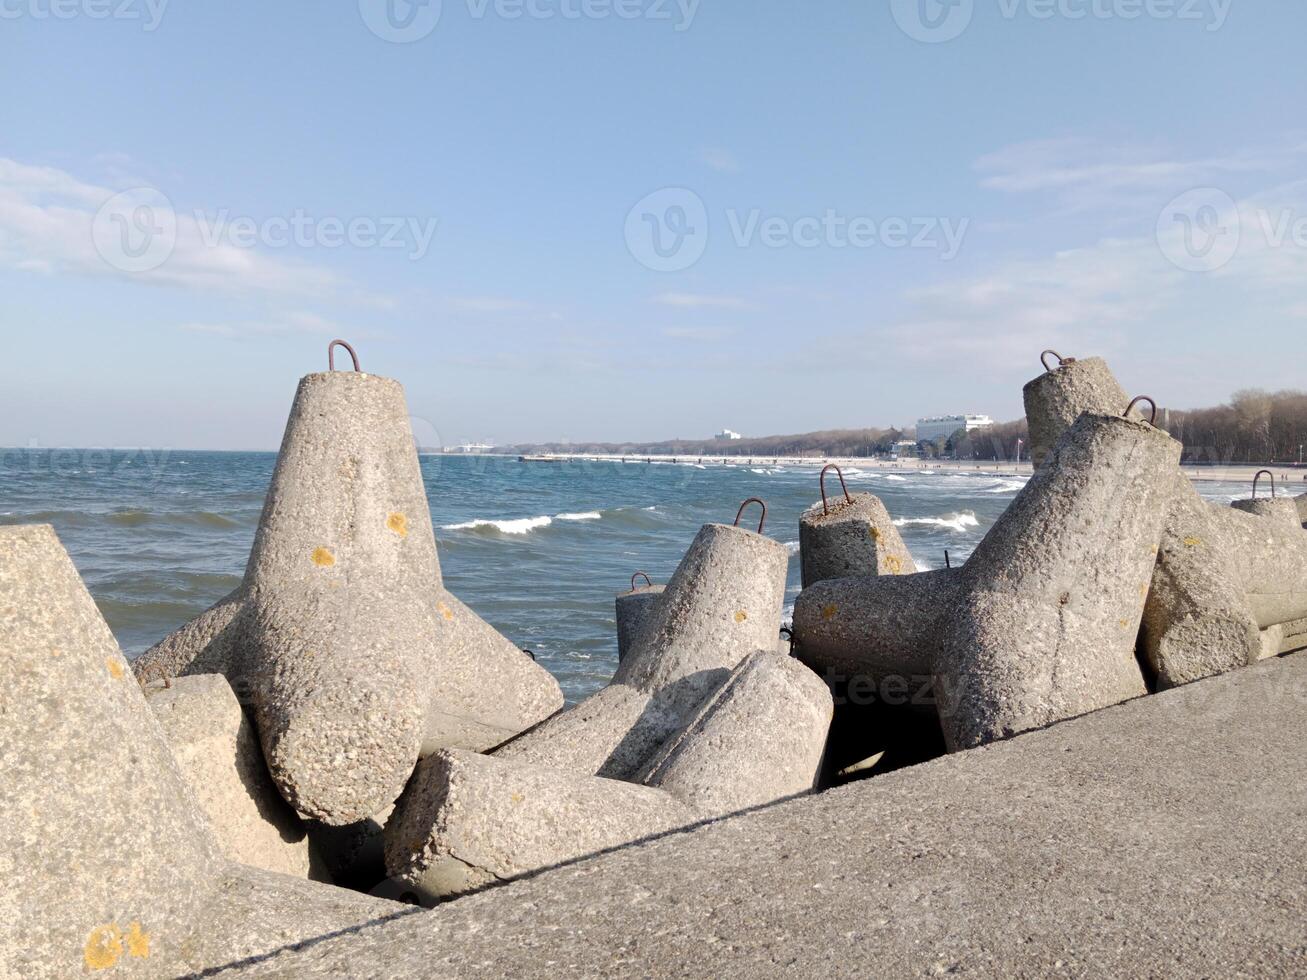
(444, 509), (604, 535)
(893, 511), (980, 533)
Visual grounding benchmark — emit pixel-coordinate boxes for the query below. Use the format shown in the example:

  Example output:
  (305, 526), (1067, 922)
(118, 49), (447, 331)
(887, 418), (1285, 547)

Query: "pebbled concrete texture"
(615, 582), (664, 663)
(798, 491), (916, 588)
(1231, 494), (1303, 529)
(792, 567), (958, 682)
(384, 651), (831, 902)
(0, 525), (399, 979)
(144, 674), (324, 881)
(133, 369), (561, 825)
(936, 413), (1178, 749)
(220, 651), (1307, 979)
(1021, 355), (1134, 468)
(498, 522), (789, 779)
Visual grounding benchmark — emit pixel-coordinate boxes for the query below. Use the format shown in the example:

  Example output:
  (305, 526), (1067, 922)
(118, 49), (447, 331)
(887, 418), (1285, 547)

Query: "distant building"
(889, 439), (917, 460)
(716, 429), (743, 441)
(915, 415), (994, 444)
(444, 442), (495, 454)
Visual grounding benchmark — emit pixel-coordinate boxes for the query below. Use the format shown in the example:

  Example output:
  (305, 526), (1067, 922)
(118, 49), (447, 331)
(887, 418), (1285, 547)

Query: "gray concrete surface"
(498, 521), (789, 778)
(145, 674), (324, 881)
(0, 524), (399, 979)
(133, 369), (561, 825)
(615, 581), (664, 662)
(936, 412), (1178, 749)
(216, 651), (1307, 979)
(385, 651), (831, 902)
(799, 491), (916, 588)
(1021, 354), (1133, 468)
(1231, 495), (1303, 528)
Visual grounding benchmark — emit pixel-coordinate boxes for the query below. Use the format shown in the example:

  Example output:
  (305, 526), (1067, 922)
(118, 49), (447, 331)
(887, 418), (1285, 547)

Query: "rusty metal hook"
(1124, 396), (1158, 426)
(328, 339), (361, 372)
(522, 649), (536, 662)
(734, 497), (767, 534)
(631, 571), (653, 591)
(1040, 350), (1075, 373)
(944, 550), (951, 569)
(1252, 469), (1276, 499)
(820, 464), (852, 515)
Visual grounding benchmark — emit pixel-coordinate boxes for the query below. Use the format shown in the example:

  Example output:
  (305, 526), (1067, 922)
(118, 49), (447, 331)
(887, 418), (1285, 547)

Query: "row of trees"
(513, 389), (1307, 465)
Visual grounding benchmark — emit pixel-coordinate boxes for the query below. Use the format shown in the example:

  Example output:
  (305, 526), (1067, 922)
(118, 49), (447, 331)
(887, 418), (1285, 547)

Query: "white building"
(915, 415), (994, 444)
(716, 429), (742, 441)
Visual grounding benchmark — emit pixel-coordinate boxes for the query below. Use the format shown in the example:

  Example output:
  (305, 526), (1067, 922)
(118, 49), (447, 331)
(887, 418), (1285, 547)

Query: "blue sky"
(2, 0), (1305, 449)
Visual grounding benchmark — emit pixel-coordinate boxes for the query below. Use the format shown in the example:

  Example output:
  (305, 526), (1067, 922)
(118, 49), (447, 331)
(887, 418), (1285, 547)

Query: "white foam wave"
(443, 516), (553, 535)
(556, 511), (602, 522)
(983, 480), (1027, 494)
(882, 474), (907, 482)
(784, 540), (800, 556)
(893, 511), (980, 533)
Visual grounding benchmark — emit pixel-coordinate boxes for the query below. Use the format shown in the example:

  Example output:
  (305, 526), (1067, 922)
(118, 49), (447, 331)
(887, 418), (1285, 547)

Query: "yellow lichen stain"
(883, 554), (903, 574)
(1139, 583), (1148, 596)
(386, 512), (408, 537)
(510, 792), (525, 804)
(106, 658), (125, 680)
(1119, 619), (1130, 629)
(734, 610), (748, 623)
(84, 923), (123, 970)
(870, 527), (882, 542)
(1183, 536), (1203, 548)
(311, 547), (336, 567)
(438, 603), (454, 622)
(821, 604), (839, 621)
(125, 922), (151, 959)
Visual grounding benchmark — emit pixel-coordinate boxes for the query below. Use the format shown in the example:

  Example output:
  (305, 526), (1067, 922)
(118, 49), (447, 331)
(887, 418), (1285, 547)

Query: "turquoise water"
(0, 449), (1252, 702)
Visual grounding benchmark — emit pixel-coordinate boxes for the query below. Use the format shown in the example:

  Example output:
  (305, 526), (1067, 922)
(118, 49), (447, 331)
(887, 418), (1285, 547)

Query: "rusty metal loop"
(1124, 396), (1158, 426)
(733, 497), (767, 534)
(1040, 350), (1075, 373)
(522, 649), (536, 662)
(944, 550), (951, 569)
(819, 464), (852, 515)
(328, 339), (361, 372)
(631, 571), (653, 591)
(1252, 469), (1276, 499)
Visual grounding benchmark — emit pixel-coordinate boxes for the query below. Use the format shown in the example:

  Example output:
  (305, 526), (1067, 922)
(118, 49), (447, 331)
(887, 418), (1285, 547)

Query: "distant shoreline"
(440, 452), (1307, 487)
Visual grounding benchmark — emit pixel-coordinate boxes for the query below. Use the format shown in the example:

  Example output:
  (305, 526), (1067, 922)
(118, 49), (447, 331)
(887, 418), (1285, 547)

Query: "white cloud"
(179, 311), (357, 340)
(653, 292), (753, 311)
(0, 156), (363, 299)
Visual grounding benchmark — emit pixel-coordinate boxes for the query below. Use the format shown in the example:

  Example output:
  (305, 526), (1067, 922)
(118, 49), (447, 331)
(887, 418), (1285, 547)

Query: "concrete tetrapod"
(1022, 351), (1141, 468)
(144, 674), (324, 881)
(496, 515), (790, 778)
(133, 359), (562, 824)
(1231, 473), (1301, 529)
(615, 573), (664, 663)
(383, 650), (832, 902)
(0, 525), (399, 979)
(799, 466), (916, 588)
(934, 411), (1179, 749)
(1022, 354), (1307, 687)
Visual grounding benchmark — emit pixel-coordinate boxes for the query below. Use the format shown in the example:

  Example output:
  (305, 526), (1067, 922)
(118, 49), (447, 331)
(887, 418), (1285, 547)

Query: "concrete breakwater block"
(144, 674), (324, 881)
(799, 466), (916, 588)
(615, 573), (664, 663)
(384, 651), (832, 901)
(1231, 473), (1302, 529)
(133, 358), (562, 825)
(0, 525), (398, 978)
(1022, 352), (1136, 468)
(498, 517), (790, 778)
(935, 412), (1178, 750)
(1021, 353), (1307, 688)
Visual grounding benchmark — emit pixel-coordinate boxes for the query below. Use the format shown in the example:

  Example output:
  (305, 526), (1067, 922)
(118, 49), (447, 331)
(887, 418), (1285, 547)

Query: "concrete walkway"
(218, 653), (1307, 978)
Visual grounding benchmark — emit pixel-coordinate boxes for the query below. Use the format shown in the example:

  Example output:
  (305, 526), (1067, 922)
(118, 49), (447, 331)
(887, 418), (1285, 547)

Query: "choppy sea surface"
(0, 450), (1255, 702)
